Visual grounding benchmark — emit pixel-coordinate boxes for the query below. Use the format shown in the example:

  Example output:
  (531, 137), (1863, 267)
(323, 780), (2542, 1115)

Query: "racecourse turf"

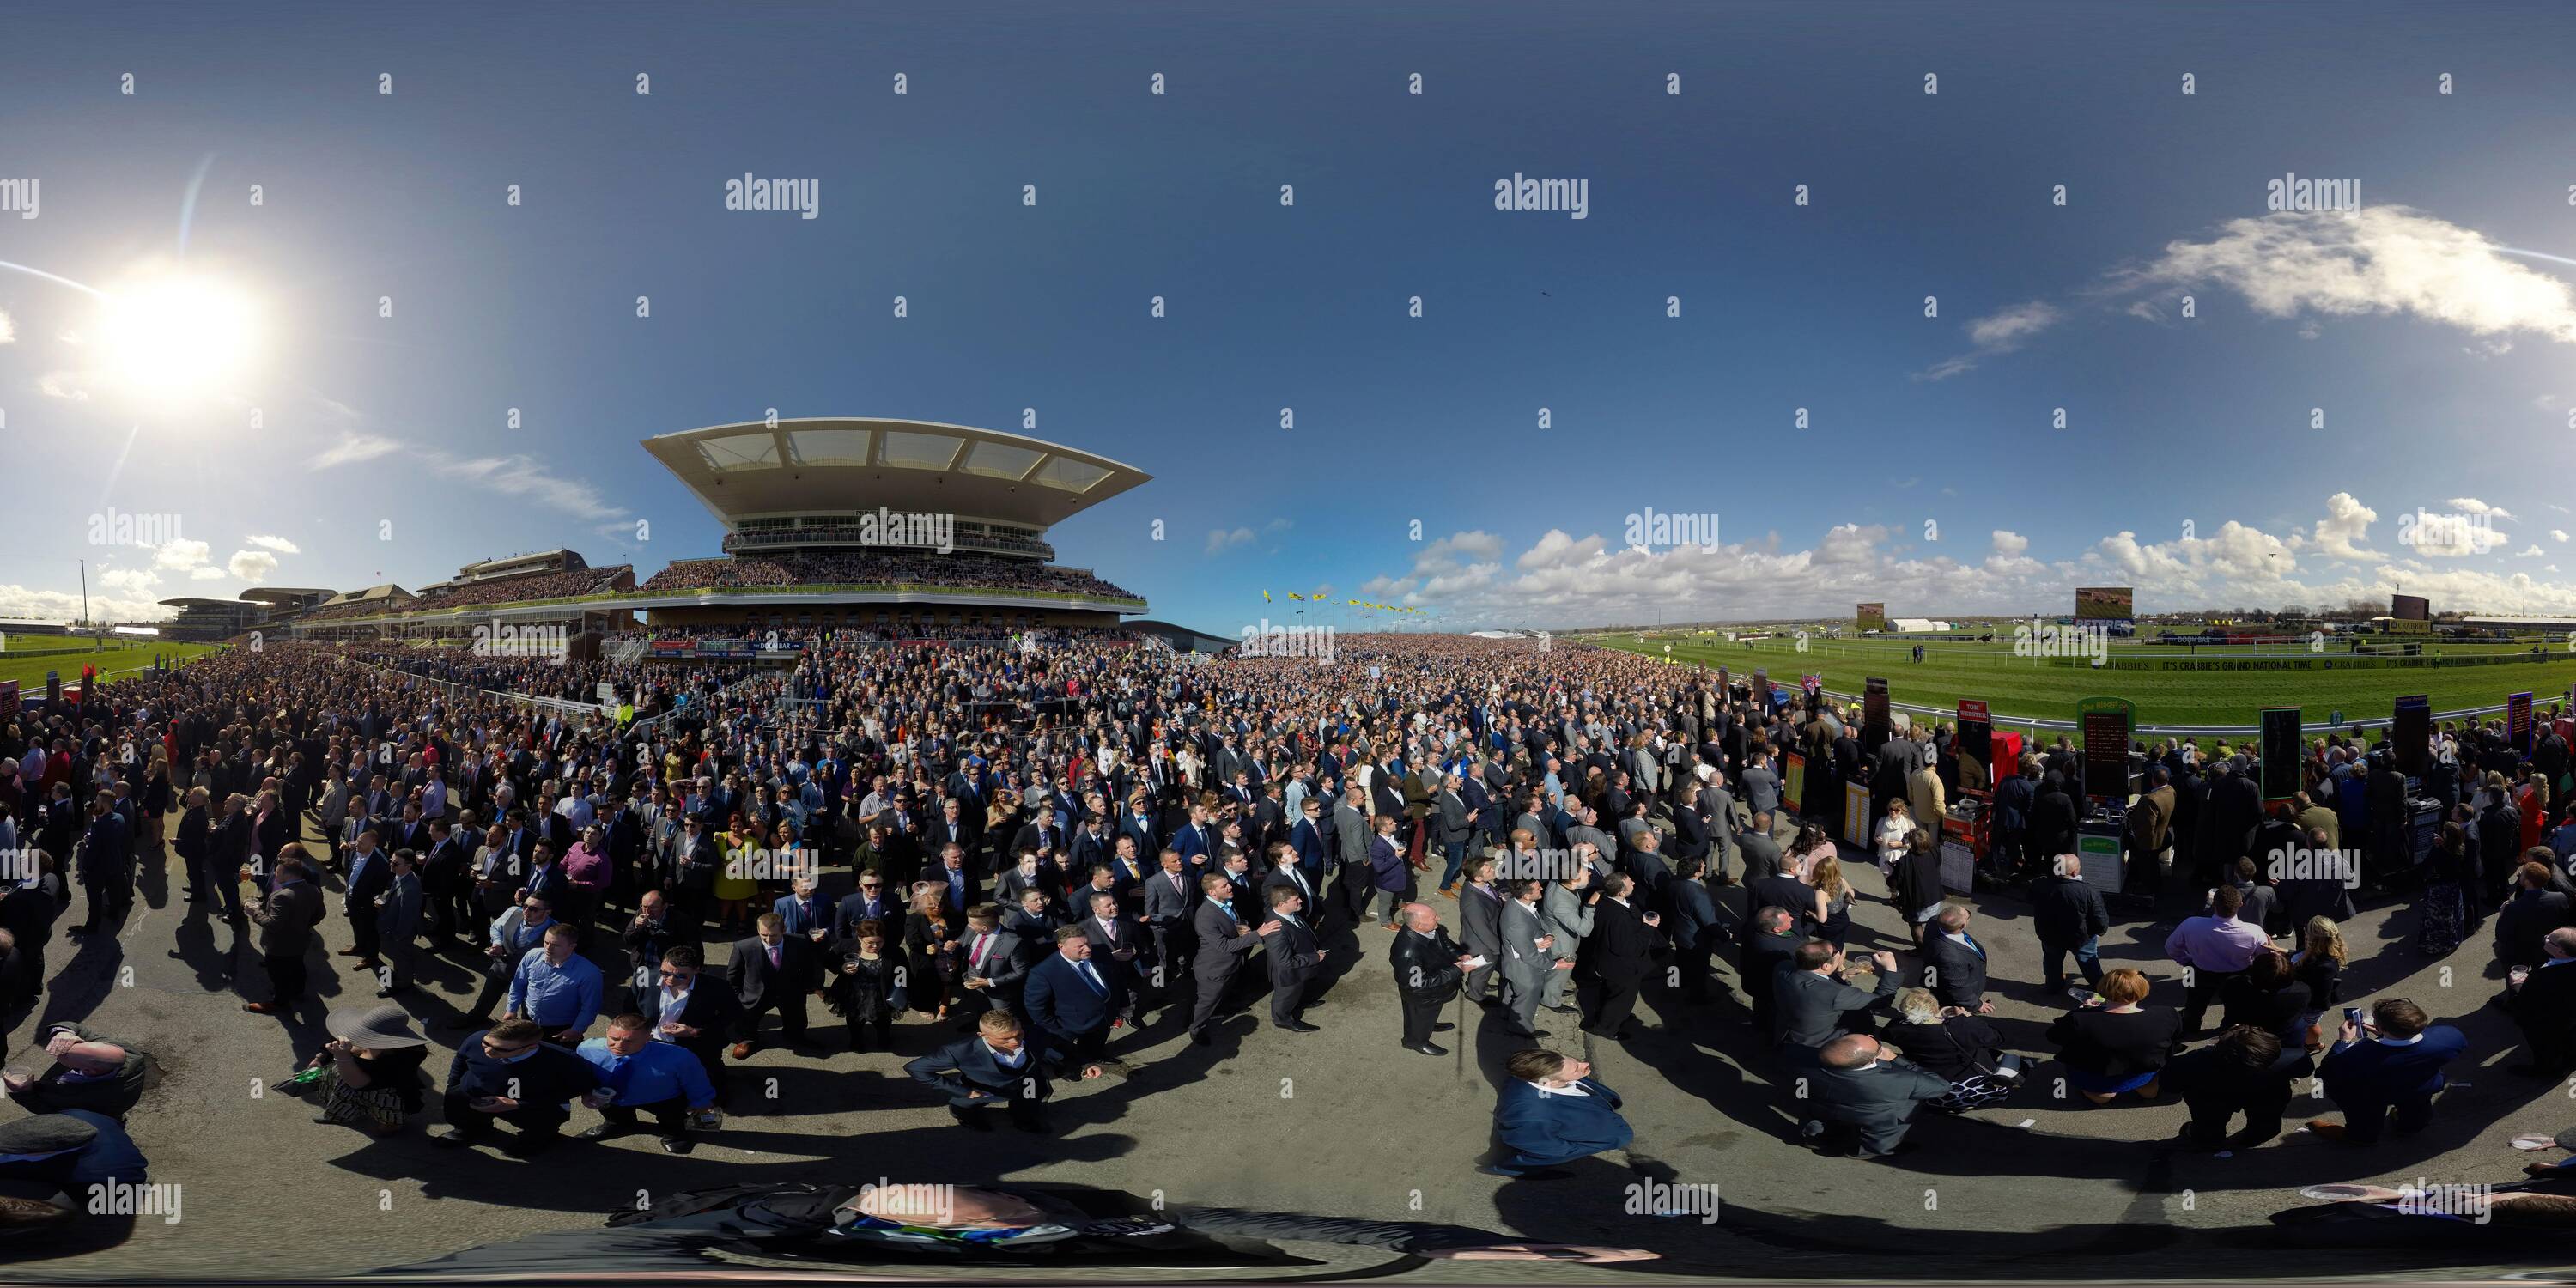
(1599, 633), (2576, 730)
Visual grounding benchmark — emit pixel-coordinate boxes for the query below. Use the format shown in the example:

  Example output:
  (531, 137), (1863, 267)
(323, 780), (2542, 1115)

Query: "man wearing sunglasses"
(633, 945), (738, 1103)
(433, 1018), (602, 1154)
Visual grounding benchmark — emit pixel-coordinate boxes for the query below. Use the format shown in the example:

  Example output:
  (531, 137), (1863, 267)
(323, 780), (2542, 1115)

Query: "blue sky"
(4, 1), (2575, 632)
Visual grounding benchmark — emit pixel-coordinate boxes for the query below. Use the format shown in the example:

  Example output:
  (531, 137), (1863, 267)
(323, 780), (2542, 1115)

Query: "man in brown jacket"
(2124, 766), (2178, 895)
(2293, 791), (2341, 852)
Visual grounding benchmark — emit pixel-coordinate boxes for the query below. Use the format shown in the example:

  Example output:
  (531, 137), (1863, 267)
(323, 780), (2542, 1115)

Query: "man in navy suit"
(1288, 798), (1332, 885)
(1482, 1048), (1634, 1177)
(905, 1011), (1054, 1132)
(1022, 925), (1125, 1072)
(772, 877), (832, 940)
(1170, 804), (1217, 870)
(833, 871), (906, 945)
(1921, 904), (1993, 1013)
(2312, 998), (2468, 1145)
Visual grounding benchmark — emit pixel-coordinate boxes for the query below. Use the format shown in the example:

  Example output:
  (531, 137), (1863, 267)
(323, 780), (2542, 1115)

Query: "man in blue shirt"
(508, 924), (604, 1045)
(576, 1013), (717, 1154)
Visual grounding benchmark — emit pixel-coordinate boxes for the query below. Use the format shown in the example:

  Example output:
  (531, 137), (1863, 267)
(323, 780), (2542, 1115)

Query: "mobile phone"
(2342, 1005), (2365, 1028)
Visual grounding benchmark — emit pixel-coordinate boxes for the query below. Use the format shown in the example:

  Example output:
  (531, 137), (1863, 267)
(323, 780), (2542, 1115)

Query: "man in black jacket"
(1583, 874), (1660, 1042)
(434, 1018), (603, 1153)
(1740, 905), (1806, 1036)
(1390, 902), (1469, 1055)
(2026, 774), (2081, 871)
(2029, 854), (2111, 992)
(905, 1011), (1054, 1132)
(2509, 927), (2576, 1078)
(1260, 887), (1326, 1033)
(727, 913), (819, 1057)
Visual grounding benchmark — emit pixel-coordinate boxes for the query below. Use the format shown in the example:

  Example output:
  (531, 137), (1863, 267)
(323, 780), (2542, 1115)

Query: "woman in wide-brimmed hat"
(296, 1004), (431, 1136)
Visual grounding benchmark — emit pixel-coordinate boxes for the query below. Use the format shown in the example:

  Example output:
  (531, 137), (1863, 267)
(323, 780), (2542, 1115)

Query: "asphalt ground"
(9, 816), (2576, 1284)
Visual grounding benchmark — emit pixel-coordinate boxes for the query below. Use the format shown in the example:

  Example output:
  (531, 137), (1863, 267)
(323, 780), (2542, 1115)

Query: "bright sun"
(97, 270), (264, 405)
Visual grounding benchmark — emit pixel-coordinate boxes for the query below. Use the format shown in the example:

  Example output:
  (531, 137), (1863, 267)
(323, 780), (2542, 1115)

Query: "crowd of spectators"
(636, 553), (1139, 600)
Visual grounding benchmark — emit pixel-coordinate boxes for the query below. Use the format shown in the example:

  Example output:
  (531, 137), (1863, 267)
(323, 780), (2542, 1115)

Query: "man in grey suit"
(1139, 850), (1198, 986)
(1774, 940), (1900, 1049)
(1497, 878), (1561, 1038)
(1188, 872), (1275, 1045)
(1738, 750), (1782, 820)
(1698, 774), (1741, 880)
(1736, 813), (1787, 885)
(1332, 787), (1375, 925)
(1808, 1033), (1951, 1158)
(1456, 856), (1505, 1004)
(1431, 775), (1475, 896)
(1539, 866), (1595, 1014)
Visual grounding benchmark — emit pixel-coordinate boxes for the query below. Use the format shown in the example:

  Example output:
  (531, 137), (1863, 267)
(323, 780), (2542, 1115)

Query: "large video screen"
(1855, 602), (1887, 631)
(2074, 586), (2134, 621)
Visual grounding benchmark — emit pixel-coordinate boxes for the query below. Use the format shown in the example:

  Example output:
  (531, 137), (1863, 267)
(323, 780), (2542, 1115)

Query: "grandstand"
(276, 416), (1151, 645)
(626, 416), (1151, 634)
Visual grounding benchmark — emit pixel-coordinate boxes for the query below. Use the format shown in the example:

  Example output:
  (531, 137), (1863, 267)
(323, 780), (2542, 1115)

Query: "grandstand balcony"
(720, 520), (1055, 561)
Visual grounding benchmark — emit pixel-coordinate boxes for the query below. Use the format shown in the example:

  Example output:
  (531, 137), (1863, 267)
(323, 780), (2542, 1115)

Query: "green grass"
(0, 641), (219, 692)
(1598, 634), (2576, 729)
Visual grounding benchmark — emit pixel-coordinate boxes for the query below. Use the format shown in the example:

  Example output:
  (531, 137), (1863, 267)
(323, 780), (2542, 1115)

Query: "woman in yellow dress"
(714, 813), (759, 934)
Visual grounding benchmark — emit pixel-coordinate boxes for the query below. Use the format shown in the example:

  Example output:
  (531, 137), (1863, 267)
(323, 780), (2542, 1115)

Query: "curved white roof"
(642, 417), (1151, 532)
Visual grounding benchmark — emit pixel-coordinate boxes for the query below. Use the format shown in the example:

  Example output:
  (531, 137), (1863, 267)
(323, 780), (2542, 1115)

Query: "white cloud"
(189, 565), (227, 580)
(0, 584), (173, 623)
(97, 567), (159, 596)
(313, 434), (402, 469)
(1917, 300), (2063, 380)
(1205, 527), (1255, 556)
(243, 533), (301, 554)
(2122, 206), (2576, 346)
(2518, 544), (2546, 558)
(2554, 530), (2570, 544)
(227, 550), (277, 581)
(421, 450), (628, 521)
(38, 371), (92, 401)
(2311, 492), (2379, 560)
(2447, 497), (2514, 519)
(152, 538), (211, 571)
(0, 308), (13, 344)
(1814, 524), (1886, 566)
(1351, 492), (2576, 629)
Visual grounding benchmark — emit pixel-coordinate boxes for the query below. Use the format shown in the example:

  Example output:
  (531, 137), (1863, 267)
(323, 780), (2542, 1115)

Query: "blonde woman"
(1811, 854), (1856, 948)
(1874, 799), (1913, 873)
(2292, 915), (2347, 1005)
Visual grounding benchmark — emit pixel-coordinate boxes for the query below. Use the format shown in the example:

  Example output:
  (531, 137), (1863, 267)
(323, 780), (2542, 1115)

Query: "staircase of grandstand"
(605, 635), (649, 665)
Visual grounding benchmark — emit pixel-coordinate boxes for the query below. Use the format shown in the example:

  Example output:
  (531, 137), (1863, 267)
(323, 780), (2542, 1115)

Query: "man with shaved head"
(1389, 902), (1472, 1056)
(1805, 1033), (1950, 1160)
